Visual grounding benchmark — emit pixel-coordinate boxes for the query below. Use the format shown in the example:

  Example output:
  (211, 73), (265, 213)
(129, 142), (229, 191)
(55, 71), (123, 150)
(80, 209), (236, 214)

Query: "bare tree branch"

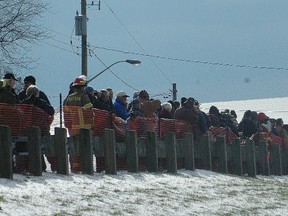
(0, 0), (48, 70)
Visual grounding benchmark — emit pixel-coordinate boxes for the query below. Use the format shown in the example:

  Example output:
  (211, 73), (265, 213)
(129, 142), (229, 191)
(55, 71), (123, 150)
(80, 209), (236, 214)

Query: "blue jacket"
(114, 98), (130, 120)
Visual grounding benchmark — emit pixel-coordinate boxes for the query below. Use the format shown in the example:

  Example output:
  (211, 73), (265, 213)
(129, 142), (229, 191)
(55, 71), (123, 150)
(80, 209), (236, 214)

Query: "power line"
(103, 0), (173, 84)
(93, 46), (288, 72)
(48, 30), (288, 72)
(89, 49), (139, 91)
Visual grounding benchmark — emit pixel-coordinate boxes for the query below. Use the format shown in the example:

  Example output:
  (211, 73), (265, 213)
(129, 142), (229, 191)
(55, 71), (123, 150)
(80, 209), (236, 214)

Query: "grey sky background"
(21, 0), (288, 106)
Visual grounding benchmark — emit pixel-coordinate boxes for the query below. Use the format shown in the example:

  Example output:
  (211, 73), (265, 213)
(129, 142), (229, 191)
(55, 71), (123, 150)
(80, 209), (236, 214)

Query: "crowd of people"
(1, 72), (288, 143)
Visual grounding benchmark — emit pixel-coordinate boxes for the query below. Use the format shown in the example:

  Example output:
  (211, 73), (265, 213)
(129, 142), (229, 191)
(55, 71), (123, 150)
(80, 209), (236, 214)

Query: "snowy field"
(1, 170), (288, 215)
(51, 97), (288, 135)
(1, 97), (288, 215)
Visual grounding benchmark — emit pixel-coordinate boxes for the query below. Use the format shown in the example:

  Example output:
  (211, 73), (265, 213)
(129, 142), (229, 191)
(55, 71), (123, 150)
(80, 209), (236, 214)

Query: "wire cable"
(89, 49), (139, 91)
(94, 46), (288, 72)
(103, 0), (173, 84)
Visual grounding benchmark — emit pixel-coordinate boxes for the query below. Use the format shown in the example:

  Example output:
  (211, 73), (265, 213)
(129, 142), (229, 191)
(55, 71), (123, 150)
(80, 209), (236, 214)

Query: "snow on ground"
(1, 170), (288, 216)
(0, 97), (285, 215)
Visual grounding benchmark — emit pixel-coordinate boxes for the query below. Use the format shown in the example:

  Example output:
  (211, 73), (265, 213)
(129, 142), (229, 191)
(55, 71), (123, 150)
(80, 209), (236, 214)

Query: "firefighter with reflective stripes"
(64, 77), (92, 109)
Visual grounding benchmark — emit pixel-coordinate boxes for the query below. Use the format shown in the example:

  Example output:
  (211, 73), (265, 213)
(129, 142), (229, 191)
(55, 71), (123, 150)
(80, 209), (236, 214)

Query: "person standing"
(0, 72), (19, 104)
(18, 75), (50, 104)
(64, 77), (92, 108)
(114, 90), (130, 120)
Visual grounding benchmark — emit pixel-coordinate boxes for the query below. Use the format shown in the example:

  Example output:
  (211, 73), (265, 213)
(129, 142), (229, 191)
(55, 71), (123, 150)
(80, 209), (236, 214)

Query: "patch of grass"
(0, 195), (5, 202)
(21, 195), (30, 200)
(184, 194), (211, 202)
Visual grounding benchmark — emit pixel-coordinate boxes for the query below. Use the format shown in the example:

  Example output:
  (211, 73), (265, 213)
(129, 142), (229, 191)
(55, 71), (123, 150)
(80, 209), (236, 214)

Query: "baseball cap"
(3, 73), (18, 81)
(117, 90), (129, 98)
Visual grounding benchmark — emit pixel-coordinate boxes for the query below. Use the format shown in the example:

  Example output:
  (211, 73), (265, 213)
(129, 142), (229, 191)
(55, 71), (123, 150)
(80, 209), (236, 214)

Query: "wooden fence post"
(146, 131), (158, 172)
(183, 132), (194, 170)
(126, 130), (138, 173)
(232, 138), (243, 176)
(0, 125), (13, 179)
(258, 139), (270, 176)
(200, 134), (212, 171)
(28, 126), (42, 176)
(165, 132), (177, 173)
(281, 145), (288, 175)
(80, 128), (94, 175)
(54, 127), (69, 175)
(103, 129), (117, 175)
(246, 139), (257, 177)
(216, 135), (228, 174)
(270, 143), (282, 176)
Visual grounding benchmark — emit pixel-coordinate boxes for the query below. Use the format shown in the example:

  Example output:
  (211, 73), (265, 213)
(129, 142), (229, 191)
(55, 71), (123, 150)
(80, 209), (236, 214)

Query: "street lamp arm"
(87, 59), (141, 84)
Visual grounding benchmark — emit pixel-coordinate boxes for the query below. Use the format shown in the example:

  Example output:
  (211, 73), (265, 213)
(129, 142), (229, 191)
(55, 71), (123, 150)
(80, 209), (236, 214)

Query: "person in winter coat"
(237, 110), (258, 138)
(138, 90), (161, 118)
(174, 97), (199, 140)
(0, 72), (19, 104)
(64, 77), (92, 109)
(158, 102), (173, 119)
(207, 105), (221, 127)
(18, 75), (50, 105)
(20, 84), (54, 172)
(21, 85), (55, 116)
(114, 90), (130, 120)
(258, 112), (272, 132)
(271, 118), (288, 141)
(94, 89), (114, 112)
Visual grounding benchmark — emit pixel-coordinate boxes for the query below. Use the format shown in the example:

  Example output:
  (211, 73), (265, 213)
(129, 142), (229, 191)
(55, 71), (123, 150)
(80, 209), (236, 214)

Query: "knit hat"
(24, 75), (36, 84)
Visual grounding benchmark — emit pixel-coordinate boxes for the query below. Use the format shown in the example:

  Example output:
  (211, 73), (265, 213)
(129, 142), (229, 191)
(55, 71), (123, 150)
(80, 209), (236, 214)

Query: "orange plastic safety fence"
(92, 108), (112, 136)
(128, 117), (159, 138)
(159, 118), (193, 140)
(256, 132), (288, 146)
(209, 126), (238, 144)
(0, 103), (53, 136)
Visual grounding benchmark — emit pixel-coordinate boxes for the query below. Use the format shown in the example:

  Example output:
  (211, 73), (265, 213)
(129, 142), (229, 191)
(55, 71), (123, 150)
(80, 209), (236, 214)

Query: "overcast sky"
(21, 0), (288, 106)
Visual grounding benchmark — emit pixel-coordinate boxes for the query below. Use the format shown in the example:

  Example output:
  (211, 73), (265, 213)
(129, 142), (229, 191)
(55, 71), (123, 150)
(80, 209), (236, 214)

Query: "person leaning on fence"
(271, 118), (288, 141)
(20, 85), (55, 172)
(237, 110), (258, 138)
(174, 97), (199, 140)
(138, 90), (161, 118)
(207, 105), (221, 127)
(84, 86), (98, 107)
(114, 90), (130, 120)
(18, 75), (50, 105)
(21, 85), (55, 116)
(0, 72), (19, 104)
(63, 77), (92, 108)
(94, 89), (114, 112)
(258, 112), (272, 132)
(106, 87), (114, 112)
(128, 98), (144, 130)
(158, 101), (173, 119)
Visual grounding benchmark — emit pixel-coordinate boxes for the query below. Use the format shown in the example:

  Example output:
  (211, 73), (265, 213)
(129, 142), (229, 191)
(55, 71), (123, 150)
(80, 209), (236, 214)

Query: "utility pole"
(81, 0), (88, 76)
(172, 83), (177, 101)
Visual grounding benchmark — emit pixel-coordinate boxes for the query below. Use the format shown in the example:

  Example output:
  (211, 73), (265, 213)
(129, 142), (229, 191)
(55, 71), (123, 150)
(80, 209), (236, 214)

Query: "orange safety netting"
(253, 132), (288, 146)
(92, 108), (113, 136)
(159, 118), (193, 139)
(128, 116), (159, 138)
(0, 103), (53, 136)
(209, 126), (239, 144)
